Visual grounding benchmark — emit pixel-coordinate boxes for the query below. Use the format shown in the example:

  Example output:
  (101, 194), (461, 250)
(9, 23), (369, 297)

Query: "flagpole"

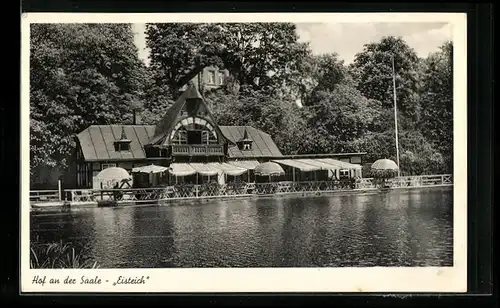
(392, 55), (401, 177)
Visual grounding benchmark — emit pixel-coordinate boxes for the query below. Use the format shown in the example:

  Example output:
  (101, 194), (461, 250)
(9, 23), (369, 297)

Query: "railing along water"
(58, 174), (453, 205)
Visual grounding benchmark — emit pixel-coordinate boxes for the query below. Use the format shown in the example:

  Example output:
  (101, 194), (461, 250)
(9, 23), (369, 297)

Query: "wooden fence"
(29, 190), (60, 203)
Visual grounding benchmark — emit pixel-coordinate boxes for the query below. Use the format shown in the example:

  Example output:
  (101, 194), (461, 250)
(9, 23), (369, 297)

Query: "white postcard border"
(21, 12), (468, 293)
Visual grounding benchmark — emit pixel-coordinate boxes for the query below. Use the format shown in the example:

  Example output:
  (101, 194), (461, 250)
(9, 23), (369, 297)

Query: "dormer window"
(237, 129), (253, 151)
(114, 127), (132, 152)
(115, 143), (130, 152)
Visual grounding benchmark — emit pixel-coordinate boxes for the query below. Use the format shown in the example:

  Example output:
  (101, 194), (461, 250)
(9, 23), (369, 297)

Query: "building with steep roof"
(71, 82), (365, 189)
(73, 83), (283, 188)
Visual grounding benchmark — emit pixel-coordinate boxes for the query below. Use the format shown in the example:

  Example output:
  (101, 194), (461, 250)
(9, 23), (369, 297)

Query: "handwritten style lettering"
(32, 275), (46, 286)
(112, 276), (149, 286)
(80, 275), (102, 284)
(32, 275), (150, 287)
(64, 276), (76, 284)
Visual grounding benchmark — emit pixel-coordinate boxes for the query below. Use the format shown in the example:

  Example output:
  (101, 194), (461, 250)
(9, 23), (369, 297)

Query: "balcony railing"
(171, 144), (224, 156)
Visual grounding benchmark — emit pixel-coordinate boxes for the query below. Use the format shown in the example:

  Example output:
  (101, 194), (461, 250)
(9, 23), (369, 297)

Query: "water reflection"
(30, 187), (454, 268)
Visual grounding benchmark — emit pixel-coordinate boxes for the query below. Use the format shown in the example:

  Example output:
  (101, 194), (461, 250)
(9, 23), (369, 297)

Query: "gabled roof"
(219, 126), (283, 158)
(76, 124), (283, 161)
(185, 82), (204, 100)
(147, 83), (226, 147)
(147, 88), (191, 146)
(76, 125), (156, 162)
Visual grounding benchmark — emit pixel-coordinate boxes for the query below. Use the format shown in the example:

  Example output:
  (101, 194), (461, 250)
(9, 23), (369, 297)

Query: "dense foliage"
(30, 23), (454, 186)
(30, 24), (147, 179)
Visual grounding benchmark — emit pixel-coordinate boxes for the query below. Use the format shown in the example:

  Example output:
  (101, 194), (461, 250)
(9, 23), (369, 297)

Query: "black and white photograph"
(22, 13), (467, 293)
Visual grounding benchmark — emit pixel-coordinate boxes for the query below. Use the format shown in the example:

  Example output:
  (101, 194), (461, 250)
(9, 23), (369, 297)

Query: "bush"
(30, 238), (99, 269)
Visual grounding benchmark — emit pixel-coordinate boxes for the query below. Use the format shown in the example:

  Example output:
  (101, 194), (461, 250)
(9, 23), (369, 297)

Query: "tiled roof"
(219, 126), (283, 158)
(76, 125), (156, 162)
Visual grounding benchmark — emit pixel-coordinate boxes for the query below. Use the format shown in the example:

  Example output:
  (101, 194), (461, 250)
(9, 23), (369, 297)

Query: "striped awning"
(168, 163), (197, 177)
(227, 160), (260, 170)
(295, 159), (341, 171)
(189, 163), (220, 176)
(132, 164), (169, 174)
(207, 162), (247, 176)
(316, 158), (362, 170)
(272, 159), (321, 172)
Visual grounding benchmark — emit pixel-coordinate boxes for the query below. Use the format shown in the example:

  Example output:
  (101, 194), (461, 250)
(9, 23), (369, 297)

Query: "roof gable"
(147, 83), (227, 147)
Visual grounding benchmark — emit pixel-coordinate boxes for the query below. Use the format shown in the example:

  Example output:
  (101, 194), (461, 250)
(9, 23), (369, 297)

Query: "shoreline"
(30, 184), (453, 212)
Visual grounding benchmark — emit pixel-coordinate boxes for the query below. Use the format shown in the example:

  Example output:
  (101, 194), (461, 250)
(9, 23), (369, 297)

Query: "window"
(218, 72), (225, 85)
(187, 130), (202, 144)
(170, 118), (218, 145)
(118, 143), (130, 151)
(339, 169), (350, 178)
(243, 143), (251, 150)
(114, 141), (131, 152)
(171, 128), (188, 144)
(201, 131), (209, 144)
(201, 130), (218, 145)
(102, 163), (116, 170)
(207, 70), (216, 85)
(350, 156), (362, 164)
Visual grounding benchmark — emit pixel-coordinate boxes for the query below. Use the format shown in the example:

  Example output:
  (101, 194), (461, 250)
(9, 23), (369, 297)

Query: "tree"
(213, 23), (310, 93)
(350, 129), (445, 175)
(350, 36), (422, 123)
(145, 23), (224, 98)
(302, 82), (383, 154)
(419, 41), (453, 172)
(139, 67), (176, 125)
(30, 24), (146, 179)
(285, 53), (348, 105)
(205, 89), (311, 155)
(397, 130), (447, 175)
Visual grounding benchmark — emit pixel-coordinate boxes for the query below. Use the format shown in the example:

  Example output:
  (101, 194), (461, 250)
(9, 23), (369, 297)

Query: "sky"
(131, 22), (452, 66)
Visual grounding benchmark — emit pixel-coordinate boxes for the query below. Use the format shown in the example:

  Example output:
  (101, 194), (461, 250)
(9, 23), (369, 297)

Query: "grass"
(30, 238), (99, 269)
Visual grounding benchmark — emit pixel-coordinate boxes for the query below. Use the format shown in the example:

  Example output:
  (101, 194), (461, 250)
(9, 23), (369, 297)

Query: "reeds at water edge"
(30, 237), (99, 269)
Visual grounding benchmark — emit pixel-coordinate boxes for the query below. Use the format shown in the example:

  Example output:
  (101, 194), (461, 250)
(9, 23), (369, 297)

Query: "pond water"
(30, 187), (453, 268)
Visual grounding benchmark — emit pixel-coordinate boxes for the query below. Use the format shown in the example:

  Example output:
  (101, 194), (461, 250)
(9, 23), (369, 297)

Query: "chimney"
(132, 108), (142, 125)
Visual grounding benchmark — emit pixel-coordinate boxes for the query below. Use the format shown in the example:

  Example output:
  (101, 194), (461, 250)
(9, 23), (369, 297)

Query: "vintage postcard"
(21, 12), (467, 293)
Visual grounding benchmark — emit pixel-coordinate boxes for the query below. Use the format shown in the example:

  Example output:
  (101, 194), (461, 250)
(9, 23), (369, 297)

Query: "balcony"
(171, 144), (224, 156)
